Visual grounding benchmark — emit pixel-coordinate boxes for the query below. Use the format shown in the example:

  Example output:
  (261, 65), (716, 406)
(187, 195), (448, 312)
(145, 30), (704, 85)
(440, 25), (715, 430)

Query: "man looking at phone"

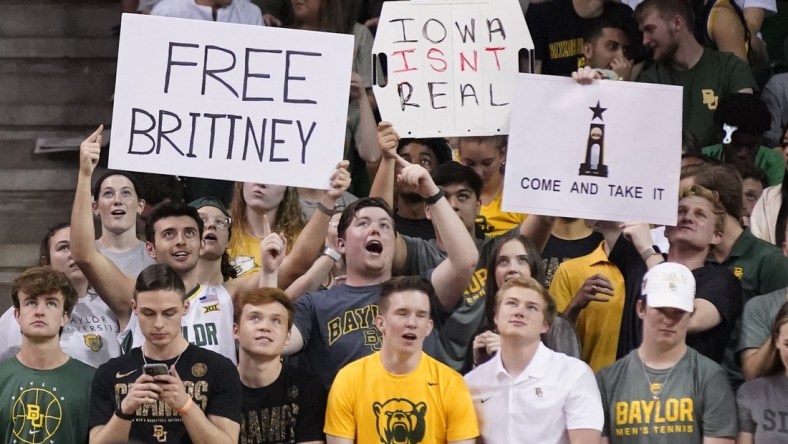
(88, 264), (242, 444)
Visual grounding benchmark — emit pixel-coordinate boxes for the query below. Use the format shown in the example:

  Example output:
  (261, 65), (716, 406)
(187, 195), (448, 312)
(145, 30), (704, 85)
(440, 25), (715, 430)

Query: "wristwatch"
(423, 187), (445, 205)
(640, 245), (662, 261)
(323, 246), (342, 262)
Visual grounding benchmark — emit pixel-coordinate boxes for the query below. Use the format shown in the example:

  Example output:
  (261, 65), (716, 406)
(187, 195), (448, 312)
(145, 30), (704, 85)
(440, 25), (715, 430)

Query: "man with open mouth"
(325, 276), (479, 444)
(284, 158), (480, 390)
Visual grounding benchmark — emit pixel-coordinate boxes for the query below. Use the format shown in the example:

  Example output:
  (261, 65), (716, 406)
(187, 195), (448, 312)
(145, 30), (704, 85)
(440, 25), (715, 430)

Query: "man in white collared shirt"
(464, 276), (603, 444)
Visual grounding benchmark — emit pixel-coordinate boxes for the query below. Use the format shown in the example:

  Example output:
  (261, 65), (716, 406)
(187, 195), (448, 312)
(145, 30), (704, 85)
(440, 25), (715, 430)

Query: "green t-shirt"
(0, 357), (94, 444)
(597, 348), (737, 443)
(638, 49), (757, 147)
(701, 145), (785, 186)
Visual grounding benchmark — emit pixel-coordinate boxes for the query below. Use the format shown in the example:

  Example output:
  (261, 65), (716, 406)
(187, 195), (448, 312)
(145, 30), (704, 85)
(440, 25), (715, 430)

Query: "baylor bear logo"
(373, 398), (427, 444)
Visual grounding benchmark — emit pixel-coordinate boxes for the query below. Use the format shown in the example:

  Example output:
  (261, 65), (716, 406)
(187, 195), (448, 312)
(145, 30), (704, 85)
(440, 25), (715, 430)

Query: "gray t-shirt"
(400, 235), (493, 372)
(597, 348), (737, 443)
(96, 240), (155, 278)
(737, 375), (788, 443)
(737, 288), (787, 355)
(293, 283), (438, 389)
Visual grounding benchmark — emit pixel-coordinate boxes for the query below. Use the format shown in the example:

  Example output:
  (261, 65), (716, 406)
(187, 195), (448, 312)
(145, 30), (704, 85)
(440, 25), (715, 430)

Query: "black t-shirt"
(89, 344), (242, 443)
(525, 0), (645, 76)
(394, 212), (436, 240)
(611, 238), (744, 363)
(240, 364), (326, 444)
(686, 264), (744, 363)
(541, 231), (605, 287)
(609, 236), (649, 359)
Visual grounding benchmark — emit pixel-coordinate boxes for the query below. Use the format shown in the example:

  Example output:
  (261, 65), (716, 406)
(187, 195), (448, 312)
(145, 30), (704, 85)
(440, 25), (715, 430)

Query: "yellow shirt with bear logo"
(325, 351), (479, 443)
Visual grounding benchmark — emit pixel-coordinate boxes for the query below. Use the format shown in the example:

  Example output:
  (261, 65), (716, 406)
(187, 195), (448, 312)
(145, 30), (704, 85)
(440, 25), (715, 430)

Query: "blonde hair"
(228, 183), (304, 253)
(679, 184), (726, 235)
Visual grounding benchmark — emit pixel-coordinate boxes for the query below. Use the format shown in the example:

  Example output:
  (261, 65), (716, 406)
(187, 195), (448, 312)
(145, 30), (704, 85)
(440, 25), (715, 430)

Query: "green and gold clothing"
(638, 49), (757, 147)
(89, 344), (241, 443)
(0, 357), (94, 444)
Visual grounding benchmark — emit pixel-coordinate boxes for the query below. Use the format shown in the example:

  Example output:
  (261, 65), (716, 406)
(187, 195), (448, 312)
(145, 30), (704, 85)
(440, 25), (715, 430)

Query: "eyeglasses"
(199, 215), (231, 230)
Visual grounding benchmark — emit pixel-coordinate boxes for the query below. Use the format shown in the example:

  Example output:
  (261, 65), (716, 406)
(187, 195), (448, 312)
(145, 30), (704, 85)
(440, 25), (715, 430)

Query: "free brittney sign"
(109, 14), (353, 189)
(372, 0), (533, 137)
(502, 75), (682, 226)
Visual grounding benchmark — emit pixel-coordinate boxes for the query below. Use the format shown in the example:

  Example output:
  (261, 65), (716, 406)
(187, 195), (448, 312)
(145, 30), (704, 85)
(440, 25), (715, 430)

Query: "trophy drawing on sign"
(579, 100), (609, 178)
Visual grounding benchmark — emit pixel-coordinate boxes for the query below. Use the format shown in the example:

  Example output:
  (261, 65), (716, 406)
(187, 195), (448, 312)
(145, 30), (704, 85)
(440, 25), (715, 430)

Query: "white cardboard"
(110, 14), (354, 189)
(502, 74), (683, 226)
(372, 0), (533, 138)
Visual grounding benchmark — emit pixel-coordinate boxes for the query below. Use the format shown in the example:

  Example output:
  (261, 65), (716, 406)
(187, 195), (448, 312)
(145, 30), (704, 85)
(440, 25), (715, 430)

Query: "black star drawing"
(589, 101), (607, 121)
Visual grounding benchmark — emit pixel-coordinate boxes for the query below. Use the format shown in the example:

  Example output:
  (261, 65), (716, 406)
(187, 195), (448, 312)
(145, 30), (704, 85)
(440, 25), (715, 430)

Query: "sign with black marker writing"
(109, 14), (353, 189)
(372, 0), (532, 138)
(502, 74), (682, 226)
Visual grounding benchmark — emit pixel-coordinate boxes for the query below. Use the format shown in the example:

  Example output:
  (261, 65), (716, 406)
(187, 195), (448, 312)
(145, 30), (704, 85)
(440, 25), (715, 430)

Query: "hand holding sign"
(79, 125), (104, 178)
(377, 121), (400, 160)
(259, 214), (287, 275)
(571, 67), (603, 85)
(620, 221), (654, 254)
(326, 160), (351, 200)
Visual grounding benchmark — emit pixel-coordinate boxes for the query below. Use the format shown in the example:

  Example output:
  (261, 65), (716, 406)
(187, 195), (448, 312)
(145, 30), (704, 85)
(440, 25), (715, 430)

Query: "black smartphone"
(143, 363), (170, 377)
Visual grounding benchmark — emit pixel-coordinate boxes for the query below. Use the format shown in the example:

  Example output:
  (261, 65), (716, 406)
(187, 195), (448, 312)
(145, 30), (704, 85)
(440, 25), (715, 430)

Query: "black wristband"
(423, 188), (445, 205)
(316, 201), (334, 216)
(115, 406), (135, 421)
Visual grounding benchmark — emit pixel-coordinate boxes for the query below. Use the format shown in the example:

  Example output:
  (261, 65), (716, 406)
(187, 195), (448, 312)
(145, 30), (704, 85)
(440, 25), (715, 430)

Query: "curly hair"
(12, 266), (78, 316)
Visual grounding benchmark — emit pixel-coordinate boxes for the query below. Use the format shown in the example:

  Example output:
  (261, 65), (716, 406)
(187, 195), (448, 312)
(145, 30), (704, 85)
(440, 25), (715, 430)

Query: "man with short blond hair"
(465, 277), (603, 444)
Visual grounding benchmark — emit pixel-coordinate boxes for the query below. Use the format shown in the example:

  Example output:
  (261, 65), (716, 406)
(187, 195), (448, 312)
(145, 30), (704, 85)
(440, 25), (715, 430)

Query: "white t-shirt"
(119, 284), (237, 363)
(151, 0), (263, 26)
(464, 342), (604, 444)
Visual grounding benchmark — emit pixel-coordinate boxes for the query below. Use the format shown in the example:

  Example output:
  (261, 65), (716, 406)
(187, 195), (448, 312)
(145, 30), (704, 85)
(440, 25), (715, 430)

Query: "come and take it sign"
(503, 74), (683, 226)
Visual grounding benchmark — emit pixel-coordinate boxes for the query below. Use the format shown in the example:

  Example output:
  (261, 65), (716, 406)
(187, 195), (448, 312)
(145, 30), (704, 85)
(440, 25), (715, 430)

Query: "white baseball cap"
(641, 262), (695, 313)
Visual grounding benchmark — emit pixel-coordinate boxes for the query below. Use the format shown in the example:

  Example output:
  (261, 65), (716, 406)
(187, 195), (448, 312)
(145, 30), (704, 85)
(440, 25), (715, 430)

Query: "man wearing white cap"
(596, 262), (737, 444)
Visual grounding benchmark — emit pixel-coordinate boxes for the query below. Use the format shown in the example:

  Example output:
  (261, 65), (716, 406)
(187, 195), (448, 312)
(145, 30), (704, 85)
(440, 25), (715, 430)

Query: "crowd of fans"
(2, 0), (788, 442)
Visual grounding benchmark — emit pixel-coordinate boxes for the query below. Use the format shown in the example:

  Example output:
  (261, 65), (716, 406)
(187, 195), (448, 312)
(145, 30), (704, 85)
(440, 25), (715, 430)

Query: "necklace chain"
(142, 345), (186, 368)
(640, 351), (682, 401)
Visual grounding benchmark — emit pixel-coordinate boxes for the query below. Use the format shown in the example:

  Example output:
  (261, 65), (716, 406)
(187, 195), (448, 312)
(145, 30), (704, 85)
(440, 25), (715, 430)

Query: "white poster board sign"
(502, 75), (682, 226)
(110, 14), (354, 189)
(372, 0), (532, 138)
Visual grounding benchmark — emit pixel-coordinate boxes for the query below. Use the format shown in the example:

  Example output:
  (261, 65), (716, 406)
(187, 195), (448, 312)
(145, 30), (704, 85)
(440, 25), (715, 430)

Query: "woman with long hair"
(473, 233), (581, 367)
(227, 183), (305, 277)
(736, 301), (788, 443)
(227, 161), (352, 291)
